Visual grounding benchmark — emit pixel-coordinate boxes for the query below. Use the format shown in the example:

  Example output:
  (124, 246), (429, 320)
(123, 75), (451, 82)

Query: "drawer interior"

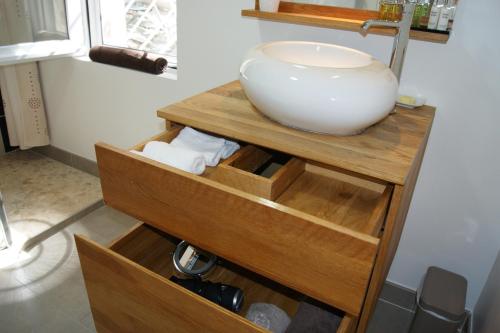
(109, 223), (351, 331)
(96, 126), (383, 315)
(130, 127), (391, 237)
(276, 163), (391, 237)
(225, 145), (292, 178)
(205, 145), (305, 201)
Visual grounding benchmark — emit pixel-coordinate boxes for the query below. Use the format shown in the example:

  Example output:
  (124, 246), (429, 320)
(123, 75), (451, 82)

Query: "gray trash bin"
(410, 266), (468, 333)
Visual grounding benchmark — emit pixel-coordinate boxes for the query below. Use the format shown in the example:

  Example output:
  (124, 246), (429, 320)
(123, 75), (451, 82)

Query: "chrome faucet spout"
(361, 19), (400, 31)
(360, 3), (416, 82)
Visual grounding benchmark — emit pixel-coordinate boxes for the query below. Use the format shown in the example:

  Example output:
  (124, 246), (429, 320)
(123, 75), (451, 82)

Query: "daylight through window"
(97, 0), (177, 64)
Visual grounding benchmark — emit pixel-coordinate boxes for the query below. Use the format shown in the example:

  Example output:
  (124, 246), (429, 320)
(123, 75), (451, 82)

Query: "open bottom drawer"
(76, 224), (357, 333)
(95, 127), (392, 315)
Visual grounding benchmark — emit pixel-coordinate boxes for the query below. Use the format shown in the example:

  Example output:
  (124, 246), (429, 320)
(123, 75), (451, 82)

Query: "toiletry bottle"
(427, 0), (443, 30)
(447, 0), (457, 30)
(378, 0), (404, 22)
(437, 0), (451, 31)
(412, 0), (431, 28)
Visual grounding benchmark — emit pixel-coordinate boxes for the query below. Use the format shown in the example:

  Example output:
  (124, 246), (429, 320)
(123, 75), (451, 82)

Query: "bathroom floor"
(0, 150), (416, 333)
(0, 206), (138, 332)
(0, 150), (102, 238)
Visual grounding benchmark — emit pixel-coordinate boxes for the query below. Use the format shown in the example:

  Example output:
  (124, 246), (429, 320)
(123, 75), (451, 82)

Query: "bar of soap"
(398, 95), (417, 105)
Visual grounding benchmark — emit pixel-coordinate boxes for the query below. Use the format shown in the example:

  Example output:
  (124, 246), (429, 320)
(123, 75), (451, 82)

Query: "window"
(89, 0), (177, 66)
(27, 0), (69, 42)
(0, 0), (86, 65)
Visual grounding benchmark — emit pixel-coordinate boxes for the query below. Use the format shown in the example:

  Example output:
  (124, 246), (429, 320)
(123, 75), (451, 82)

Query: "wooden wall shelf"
(242, 2), (449, 44)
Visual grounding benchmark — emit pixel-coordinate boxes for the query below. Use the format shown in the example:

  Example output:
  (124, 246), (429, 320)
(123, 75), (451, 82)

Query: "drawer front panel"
(75, 235), (266, 333)
(96, 143), (379, 316)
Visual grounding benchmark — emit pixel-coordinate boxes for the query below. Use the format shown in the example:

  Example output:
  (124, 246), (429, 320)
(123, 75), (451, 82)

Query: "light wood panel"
(204, 146), (305, 200)
(276, 165), (390, 237)
(338, 315), (358, 333)
(84, 78), (434, 332)
(244, 1), (449, 44)
(95, 142), (379, 315)
(304, 162), (387, 192)
(268, 157), (306, 200)
(107, 222), (144, 249)
(110, 225), (177, 275)
(157, 81), (436, 185)
(129, 126), (182, 151)
(111, 224), (304, 317)
(75, 234), (267, 333)
(78, 224), (355, 332)
(365, 186), (393, 237)
(355, 122), (432, 333)
(278, 1), (379, 21)
(227, 145), (272, 172)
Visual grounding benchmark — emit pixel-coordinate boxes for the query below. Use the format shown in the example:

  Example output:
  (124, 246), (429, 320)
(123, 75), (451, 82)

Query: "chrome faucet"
(361, 3), (416, 82)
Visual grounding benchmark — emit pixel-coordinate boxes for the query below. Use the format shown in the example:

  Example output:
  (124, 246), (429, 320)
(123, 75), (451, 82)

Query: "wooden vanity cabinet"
(76, 81), (434, 333)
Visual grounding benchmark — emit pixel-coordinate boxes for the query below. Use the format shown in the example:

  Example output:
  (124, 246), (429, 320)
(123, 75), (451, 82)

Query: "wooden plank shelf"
(241, 6), (449, 44)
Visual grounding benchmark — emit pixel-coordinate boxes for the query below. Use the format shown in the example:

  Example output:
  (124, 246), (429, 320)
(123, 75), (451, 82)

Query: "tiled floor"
(366, 282), (417, 333)
(0, 150), (128, 332)
(0, 206), (138, 333)
(367, 299), (415, 333)
(0, 150), (102, 238)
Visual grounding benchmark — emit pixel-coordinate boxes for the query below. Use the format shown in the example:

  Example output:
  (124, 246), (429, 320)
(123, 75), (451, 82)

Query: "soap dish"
(397, 95), (426, 109)
(396, 87), (426, 109)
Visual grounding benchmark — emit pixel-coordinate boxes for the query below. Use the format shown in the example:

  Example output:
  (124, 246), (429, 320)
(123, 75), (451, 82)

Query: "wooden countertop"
(157, 81), (435, 185)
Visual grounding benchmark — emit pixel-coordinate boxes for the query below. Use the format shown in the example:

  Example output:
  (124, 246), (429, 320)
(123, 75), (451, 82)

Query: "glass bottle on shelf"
(378, 0), (405, 22)
(427, 0), (445, 30)
(447, 0), (457, 31)
(412, 0), (432, 28)
(437, 0), (452, 31)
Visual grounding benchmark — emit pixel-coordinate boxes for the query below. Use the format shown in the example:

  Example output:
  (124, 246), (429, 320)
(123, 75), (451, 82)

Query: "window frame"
(86, 0), (177, 67)
(0, 0), (88, 66)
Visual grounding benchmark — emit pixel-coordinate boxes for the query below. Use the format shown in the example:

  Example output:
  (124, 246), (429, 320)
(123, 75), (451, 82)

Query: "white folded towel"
(131, 141), (206, 175)
(170, 127), (240, 166)
(221, 140), (240, 159)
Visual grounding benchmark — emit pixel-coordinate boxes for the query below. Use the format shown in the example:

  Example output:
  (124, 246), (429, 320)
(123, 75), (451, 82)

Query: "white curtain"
(0, 0), (50, 149)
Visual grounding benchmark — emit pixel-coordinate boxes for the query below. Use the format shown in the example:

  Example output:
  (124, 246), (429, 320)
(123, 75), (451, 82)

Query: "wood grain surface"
(278, 1), (379, 21)
(157, 81), (435, 185)
(111, 224), (303, 316)
(78, 224), (355, 332)
(338, 315), (358, 333)
(355, 122), (432, 333)
(244, 1), (449, 43)
(92, 79), (434, 332)
(95, 142), (380, 315)
(75, 234), (268, 333)
(276, 165), (390, 237)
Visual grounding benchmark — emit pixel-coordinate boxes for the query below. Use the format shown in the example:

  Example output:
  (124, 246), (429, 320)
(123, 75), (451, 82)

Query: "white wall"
(38, 0), (500, 310)
(474, 250), (500, 333)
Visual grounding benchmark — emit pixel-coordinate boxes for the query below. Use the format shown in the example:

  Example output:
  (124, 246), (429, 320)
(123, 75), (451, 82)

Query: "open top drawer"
(95, 126), (392, 316)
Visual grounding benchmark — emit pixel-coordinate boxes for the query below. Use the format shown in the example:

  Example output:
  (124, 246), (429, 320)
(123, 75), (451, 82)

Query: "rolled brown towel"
(89, 46), (167, 75)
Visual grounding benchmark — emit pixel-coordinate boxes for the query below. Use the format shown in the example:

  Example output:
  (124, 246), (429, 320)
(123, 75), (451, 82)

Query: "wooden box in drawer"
(76, 224), (357, 333)
(95, 127), (392, 316)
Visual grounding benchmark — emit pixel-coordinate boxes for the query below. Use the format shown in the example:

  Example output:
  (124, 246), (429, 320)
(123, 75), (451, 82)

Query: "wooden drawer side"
(338, 315), (358, 333)
(95, 142), (379, 316)
(205, 145), (306, 200)
(75, 235), (266, 333)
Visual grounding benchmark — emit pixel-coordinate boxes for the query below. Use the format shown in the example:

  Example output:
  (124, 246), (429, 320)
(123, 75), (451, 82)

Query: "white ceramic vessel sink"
(239, 41), (398, 135)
